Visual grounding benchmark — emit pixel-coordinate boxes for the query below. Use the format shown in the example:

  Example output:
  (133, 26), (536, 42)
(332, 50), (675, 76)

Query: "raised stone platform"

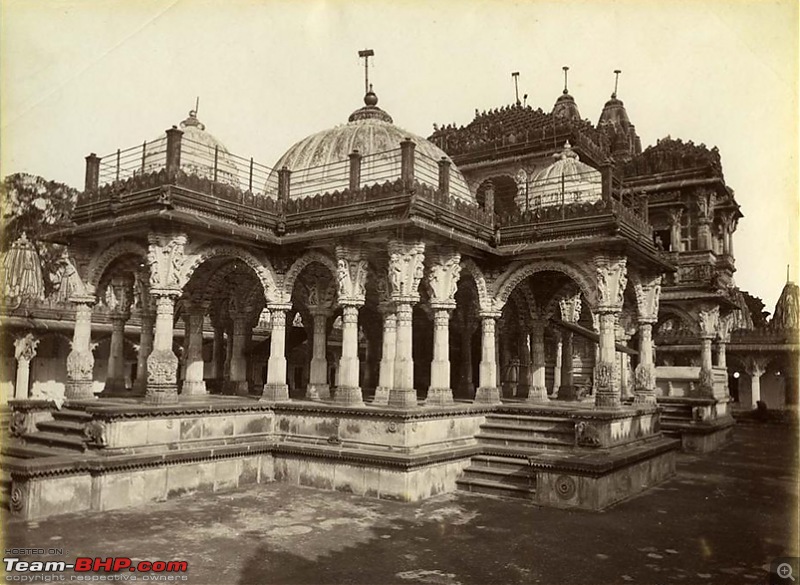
(2, 396), (679, 519)
(655, 396), (735, 453)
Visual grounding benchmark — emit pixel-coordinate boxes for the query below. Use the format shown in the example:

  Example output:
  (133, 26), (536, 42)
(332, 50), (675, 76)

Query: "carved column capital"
(633, 274), (661, 324)
(558, 293), (582, 323)
(147, 232), (188, 293)
(426, 249), (461, 305)
(14, 334), (39, 362)
(335, 246), (368, 306)
(388, 240), (425, 303)
(594, 255), (627, 312)
(697, 303), (720, 339)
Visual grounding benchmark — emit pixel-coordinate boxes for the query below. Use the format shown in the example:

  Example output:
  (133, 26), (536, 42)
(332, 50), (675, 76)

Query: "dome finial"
(512, 71), (521, 106)
(358, 48), (375, 94)
(612, 69), (622, 99)
(364, 83), (379, 107)
(563, 66), (570, 95)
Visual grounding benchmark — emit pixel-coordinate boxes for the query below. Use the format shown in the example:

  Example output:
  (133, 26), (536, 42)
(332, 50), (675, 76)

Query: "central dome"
(271, 90), (473, 202)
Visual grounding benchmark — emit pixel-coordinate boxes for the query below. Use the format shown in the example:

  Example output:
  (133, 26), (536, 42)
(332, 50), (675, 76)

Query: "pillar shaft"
(182, 309), (207, 395)
(374, 310), (396, 405)
(716, 341), (727, 368)
(307, 311), (331, 400)
(526, 323), (548, 403)
(105, 314), (128, 392)
(426, 307), (454, 406)
(552, 334), (562, 394)
(475, 314), (500, 404)
(262, 307), (290, 402)
(389, 302), (416, 407)
(133, 314), (154, 395)
(336, 304), (364, 405)
(13, 334), (38, 400)
(145, 294), (180, 405)
(66, 300), (96, 400)
(594, 312), (621, 408)
(210, 325), (225, 381)
(227, 317), (249, 396)
(633, 322), (657, 404)
(558, 331), (575, 400)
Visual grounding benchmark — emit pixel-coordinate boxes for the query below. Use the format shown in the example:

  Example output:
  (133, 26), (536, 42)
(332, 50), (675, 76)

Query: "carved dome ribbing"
(271, 92), (473, 202)
(516, 142), (602, 209)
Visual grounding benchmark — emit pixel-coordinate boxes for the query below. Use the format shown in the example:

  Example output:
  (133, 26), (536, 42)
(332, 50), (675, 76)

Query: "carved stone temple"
(1, 61), (796, 521)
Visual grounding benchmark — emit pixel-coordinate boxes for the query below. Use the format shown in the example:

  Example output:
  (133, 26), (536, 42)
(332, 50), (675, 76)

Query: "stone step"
(477, 432), (575, 450)
(481, 422), (574, 439)
(52, 408), (93, 423)
(469, 454), (534, 472)
(37, 420), (87, 436)
(487, 413), (574, 428)
(1, 441), (73, 458)
(24, 431), (87, 452)
(456, 476), (537, 500)
(461, 465), (536, 488)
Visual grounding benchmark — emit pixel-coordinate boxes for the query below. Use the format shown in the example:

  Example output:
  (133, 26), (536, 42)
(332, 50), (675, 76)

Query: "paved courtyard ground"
(4, 424), (798, 585)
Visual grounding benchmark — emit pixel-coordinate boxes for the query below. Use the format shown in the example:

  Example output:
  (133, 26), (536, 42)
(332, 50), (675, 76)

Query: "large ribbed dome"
(516, 142), (601, 209)
(271, 91), (473, 202)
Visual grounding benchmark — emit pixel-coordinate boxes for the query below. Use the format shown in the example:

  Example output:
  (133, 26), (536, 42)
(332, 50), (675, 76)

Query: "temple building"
(1, 58), (796, 520)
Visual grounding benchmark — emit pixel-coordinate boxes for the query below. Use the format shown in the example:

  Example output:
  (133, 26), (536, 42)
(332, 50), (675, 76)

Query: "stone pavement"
(4, 424), (798, 585)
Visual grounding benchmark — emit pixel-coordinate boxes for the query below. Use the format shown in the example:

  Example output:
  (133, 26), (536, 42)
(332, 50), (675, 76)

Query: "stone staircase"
(24, 407), (94, 452)
(457, 412), (576, 500)
(658, 402), (693, 437)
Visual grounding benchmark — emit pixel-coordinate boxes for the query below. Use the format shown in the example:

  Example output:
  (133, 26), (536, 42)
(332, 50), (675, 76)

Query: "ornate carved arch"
(86, 239), (148, 292)
(180, 244), (277, 303)
(283, 251), (338, 298)
(657, 304), (700, 335)
(494, 260), (598, 311)
(542, 280), (583, 319)
(459, 258), (492, 311)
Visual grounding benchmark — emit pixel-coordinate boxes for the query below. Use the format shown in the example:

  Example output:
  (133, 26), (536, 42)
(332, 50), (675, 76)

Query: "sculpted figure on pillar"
(426, 249), (461, 308)
(335, 246), (369, 305)
(147, 233), (187, 290)
(388, 241), (426, 301)
(595, 255), (627, 312)
(697, 303), (720, 338)
(559, 293), (582, 323)
(632, 273), (661, 403)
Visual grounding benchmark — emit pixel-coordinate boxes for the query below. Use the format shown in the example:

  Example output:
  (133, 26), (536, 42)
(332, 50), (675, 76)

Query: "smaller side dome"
(144, 110), (241, 188)
(1, 232), (45, 301)
(552, 66), (581, 122)
(516, 142), (602, 209)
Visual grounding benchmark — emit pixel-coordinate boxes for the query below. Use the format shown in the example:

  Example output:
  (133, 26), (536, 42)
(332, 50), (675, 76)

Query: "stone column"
(145, 292), (180, 405)
(182, 304), (207, 396)
(105, 313), (129, 393)
(224, 327), (233, 381)
(390, 302), (416, 407)
(227, 315), (250, 396)
(716, 313), (732, 369)
(594, 256), (627, 409)
(66, 297), (97, 400)
(744, 357), (769, 408)
(517, 331), (531, 398)
(696, 304), (719, 398)
(475, 312), (501, 404)
(386, 241), (426, 408)
(632, 275), (661, 404)
(336, 304), (363, 405)
(552, 330), (562, 395)
(306, 310), (331, 400)
(262, 304), (290, 402)
(668, 208), (683, 252)
(426, 304), (455, 405)
(459, 320), (475, 397)
(526, 320), (549, 403)
(374, 306), (396, 405)
(13, 334), (39, 400)
(133, 312), (155, 395)
(557, 293), (581, 400)
(210, 324), (225, 383)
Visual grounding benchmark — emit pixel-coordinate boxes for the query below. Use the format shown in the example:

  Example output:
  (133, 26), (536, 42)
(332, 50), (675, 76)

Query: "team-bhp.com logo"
(4, 557), (188, 580)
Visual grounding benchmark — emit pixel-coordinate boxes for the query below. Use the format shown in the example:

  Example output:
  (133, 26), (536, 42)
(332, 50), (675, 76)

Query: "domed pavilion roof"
(271, 89), (473, 202)
(144, 110), (240, 187)
(516, 142), (602, 209)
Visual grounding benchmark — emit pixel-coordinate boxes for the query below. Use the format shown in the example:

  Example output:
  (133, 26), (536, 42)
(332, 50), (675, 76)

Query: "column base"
(424, 387), (454, 406)
(474, 386), (501, 404)
(516, 384), (530, 399)
(65, 380), (96, 400)
(306, 384), (331, 401)
(501, 382), (517, 399)
(372, 386), (390, 405)
(388, 388), (418, 408)
(145, 383), (179, 405)
(103, 378), (127, 394)
(334, 386), (364, 406)
(556, 385), (577, 401)
(131, 380), (147, 396)
(260, 383), (290, 402)
(633, 391), (657, 405)
(181, 380), (208, 396)
(525, 385), (549, 404)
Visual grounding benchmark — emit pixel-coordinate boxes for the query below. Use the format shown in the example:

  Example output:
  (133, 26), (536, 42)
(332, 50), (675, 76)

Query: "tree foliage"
(0, 173), (78, 295)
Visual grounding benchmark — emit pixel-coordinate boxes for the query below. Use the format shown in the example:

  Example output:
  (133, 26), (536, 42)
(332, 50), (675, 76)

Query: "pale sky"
(1, 0), (797, 312)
